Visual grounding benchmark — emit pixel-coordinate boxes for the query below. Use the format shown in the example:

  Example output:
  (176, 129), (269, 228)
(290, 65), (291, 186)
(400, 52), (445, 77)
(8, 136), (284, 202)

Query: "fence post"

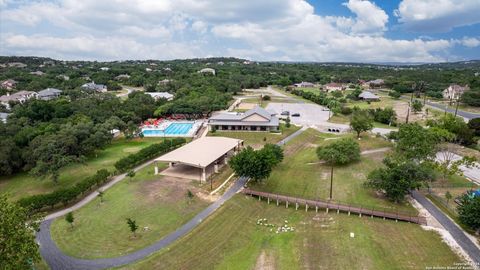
(359, 207), (362, 218)
(337, 204), (339, 214)
(286, 201), (288, 208)
(371, 208), (374, 218)
(276, 195), (279, 206)
(305, 203), (308, 212)
(267, 197), (270, 204)
(348, 205), (351, 216)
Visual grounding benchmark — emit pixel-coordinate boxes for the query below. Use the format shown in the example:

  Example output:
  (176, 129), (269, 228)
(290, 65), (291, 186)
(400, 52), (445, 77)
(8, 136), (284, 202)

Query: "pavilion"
(153, 136), (244, 182)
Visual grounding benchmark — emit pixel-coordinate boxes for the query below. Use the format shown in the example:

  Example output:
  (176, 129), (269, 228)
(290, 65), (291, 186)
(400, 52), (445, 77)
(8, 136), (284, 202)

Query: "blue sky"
(0, 0), (479, 62)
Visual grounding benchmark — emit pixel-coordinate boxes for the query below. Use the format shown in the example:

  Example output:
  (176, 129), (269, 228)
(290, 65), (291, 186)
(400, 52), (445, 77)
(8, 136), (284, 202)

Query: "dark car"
(291, 113), (300, 117)
(281, 111), (290, 116)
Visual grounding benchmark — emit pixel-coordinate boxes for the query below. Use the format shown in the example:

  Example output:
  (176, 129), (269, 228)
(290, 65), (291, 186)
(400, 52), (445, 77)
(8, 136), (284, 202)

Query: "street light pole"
(454, 100), (460, 117)
(329, 165), (334, 200)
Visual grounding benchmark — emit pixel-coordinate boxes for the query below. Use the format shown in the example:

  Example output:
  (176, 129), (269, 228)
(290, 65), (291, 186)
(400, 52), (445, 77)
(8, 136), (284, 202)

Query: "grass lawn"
(0, 138), (166, 201)
(252, 129), (412, 213)
(208, 124), (301, 149)
(50, 163), (210, 259)
(118, 195), (463, 270)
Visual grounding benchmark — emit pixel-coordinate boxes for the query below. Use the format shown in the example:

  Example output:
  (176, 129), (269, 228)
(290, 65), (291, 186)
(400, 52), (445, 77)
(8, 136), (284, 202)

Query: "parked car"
(291, 113), (300, 117)
(281, 111), (290, 116)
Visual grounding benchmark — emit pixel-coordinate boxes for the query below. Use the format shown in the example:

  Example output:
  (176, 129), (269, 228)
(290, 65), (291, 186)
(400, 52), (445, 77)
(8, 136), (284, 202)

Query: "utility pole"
(406, 92), (414, 124)
(454, 100), (460, 117)
(329, 165), (334, 200)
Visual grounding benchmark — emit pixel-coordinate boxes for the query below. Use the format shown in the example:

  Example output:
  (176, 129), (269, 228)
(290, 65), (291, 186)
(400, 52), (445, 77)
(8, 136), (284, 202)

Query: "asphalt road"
(37, 126), (307, 270)
(401, 96), (480, 120)
(411, 191), (480, 266)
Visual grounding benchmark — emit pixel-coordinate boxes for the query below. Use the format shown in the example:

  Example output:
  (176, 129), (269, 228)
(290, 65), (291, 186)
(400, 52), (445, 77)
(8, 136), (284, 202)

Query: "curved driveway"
(37, 127), (307, 270)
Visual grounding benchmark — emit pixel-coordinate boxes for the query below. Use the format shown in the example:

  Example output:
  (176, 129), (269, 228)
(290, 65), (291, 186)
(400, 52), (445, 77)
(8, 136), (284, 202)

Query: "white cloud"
(0, 0), (475, 62)
(343, 0), (389, 35)
(395, 0), (480, 32)
(454, 37), (480, 48)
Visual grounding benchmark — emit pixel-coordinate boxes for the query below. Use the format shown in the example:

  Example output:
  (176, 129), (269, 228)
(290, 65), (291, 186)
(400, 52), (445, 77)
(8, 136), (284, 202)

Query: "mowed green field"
(0, 137), (165, 201)
(252, 128), (415, 213)
(118, 195), (462, 270)
(50, 163), (210, 259)
(208, 124), (301, 149)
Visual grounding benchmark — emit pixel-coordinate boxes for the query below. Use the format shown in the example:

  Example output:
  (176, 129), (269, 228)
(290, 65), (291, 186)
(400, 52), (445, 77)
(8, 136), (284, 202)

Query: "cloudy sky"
(0, 0), (479, 62)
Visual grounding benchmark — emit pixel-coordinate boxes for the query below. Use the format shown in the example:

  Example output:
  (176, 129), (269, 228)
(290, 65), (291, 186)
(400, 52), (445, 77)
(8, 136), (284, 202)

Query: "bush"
(114, 138), (186, 173)
(388, 91), (401, 99)
(17, 169), (110, 212)
(340, 106), (353, 115)
(262, 95), (271, 101)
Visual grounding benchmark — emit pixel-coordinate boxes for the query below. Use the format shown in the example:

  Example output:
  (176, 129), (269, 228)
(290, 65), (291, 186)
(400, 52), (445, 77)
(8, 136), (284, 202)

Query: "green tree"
(468, 118), (480, 136)
(445, 191), (452, 205)
(65, 212), (75, 228)
(316, 138), (360, 199)
(285, 116), (291, 128)
(126, 218), (139, 237)
(98, 190), (105, 203)
(366, 158), (434, 202)
(457, 194), (480, 233)
(394, 123), (437, 161)
(126, 170), (136, 182)
(229, 145), (283, 182)
(411, 100), (423, 113)
(0, 195), (41, 270)
(350, 109), (373, 138)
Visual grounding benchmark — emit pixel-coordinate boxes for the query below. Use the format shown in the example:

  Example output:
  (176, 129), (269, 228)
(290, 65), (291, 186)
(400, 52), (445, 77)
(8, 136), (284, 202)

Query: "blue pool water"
(142, 123), (194, 137)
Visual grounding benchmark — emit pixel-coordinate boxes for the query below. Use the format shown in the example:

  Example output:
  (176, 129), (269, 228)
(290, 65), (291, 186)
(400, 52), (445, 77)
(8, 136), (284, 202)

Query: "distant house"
(363, 79), (385, 89)
(100, 67), (110, 71)
(145, 68), (153, 72)
(359, 91), (380, 101)
(443, 84), (470, 100)
(56, 75), (70, 81)
(0, 112), (9, 123)
(30, 71), (45, 76)
(8, 62), (27, 68)
(38, 88), (62, 100)
(0, 91), (37, 110)
(145, 92), (174, 101)
(294, 81), (315, 88)
(1, 79), (17, 90)
(208, 106), (279, 132)
(81, 82), (107, 93)
(324, 83), (345, 92)
(158, 79), (172, 85)
(115, 74), (131, 80)
(198, 68), (216, 76)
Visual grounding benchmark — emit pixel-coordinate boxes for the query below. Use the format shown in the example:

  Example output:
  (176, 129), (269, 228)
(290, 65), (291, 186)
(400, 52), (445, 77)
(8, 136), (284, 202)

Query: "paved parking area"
(266, 103), (330, 125)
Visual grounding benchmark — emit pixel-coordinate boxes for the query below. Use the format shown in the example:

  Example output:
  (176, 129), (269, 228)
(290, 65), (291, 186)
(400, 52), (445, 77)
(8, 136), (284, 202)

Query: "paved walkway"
(411, 191), (480, 265)
(436, 151), (480, 185)
(37, 127), (307, 270)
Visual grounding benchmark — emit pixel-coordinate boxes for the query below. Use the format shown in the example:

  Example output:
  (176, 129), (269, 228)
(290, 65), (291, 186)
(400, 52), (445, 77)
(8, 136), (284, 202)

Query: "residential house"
(38, 88), (62, 100)
(0, 112), (9, 123)
(324, 83), (345, 92)
(358, 91), (380, 101)
(294, 81), (315, 88)
(30, 71), (45, 76)
(198, 68), (216, 75)
(1, 79), (17, 90)
(8, 62), (27, 68)
(208, 106), (279, 132)
(100, 67), (110, 71)
(443, 84), (470, 100)
(81, 82), (107, 93)
(0, 91), (37, 110)
(115, 74), (131, 80)
(145, 92), (174, 101)
(158, 79), (172, 85)
(56, 75), (70, 81)
(364, 79), (385, 89)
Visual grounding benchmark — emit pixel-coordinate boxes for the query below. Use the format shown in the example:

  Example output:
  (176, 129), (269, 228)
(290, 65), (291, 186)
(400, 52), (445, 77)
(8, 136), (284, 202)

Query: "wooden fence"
(243, 189), (427, 225)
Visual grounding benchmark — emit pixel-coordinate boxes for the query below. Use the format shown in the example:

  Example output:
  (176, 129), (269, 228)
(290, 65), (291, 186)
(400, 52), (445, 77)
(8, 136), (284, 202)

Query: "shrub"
(114, 138), (186, 173)
(340, 106), (353, 115)
(17, 169), (110, 212)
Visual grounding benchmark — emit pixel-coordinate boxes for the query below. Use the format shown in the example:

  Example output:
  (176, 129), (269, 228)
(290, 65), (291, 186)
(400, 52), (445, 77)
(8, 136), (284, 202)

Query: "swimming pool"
(142, 122), (195, 137)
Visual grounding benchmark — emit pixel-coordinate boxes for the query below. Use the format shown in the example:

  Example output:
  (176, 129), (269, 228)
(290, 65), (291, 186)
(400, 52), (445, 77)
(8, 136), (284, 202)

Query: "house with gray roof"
(359, 91), (380, 101)
(0, 112), (10, 123)
(38, 88), (62, 100)
(145, 92), (174, 101)
(208, 106), (279, 132)
(81, 82), (107, 93)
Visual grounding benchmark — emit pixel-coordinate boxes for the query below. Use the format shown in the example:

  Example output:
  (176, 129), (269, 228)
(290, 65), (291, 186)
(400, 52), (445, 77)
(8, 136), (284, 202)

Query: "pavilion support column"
(214, 163), (219, 173)
(169, 162), (173, 168)
(224, 155), (229, 165)
(201, 167), (206, 183)
(154, 162), (159, 175)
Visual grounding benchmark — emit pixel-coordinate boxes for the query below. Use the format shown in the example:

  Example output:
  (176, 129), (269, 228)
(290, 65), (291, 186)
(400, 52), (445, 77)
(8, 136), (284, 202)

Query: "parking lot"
(266, 103), (330, 125)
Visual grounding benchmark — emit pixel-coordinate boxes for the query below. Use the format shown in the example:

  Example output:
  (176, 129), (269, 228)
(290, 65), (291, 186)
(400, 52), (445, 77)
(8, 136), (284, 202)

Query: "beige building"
(208, 106), (279, 132)
(443, 84), (470, 100)
(154, 137), (244, 182)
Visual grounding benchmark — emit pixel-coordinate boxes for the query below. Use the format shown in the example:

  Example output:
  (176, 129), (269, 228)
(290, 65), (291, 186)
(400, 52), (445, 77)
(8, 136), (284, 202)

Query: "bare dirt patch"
(238, 102), (257, 110)
(138, 176), (213, 204)
(254, 250), (276, 270)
